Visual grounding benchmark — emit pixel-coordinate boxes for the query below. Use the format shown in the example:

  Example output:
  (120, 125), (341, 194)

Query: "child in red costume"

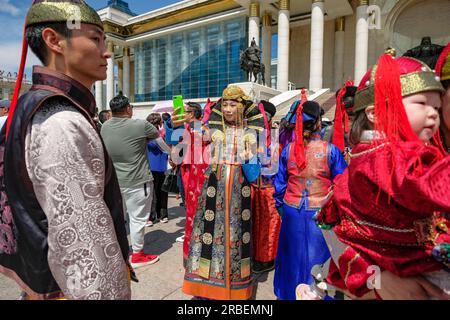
(315, 54), (450, 299)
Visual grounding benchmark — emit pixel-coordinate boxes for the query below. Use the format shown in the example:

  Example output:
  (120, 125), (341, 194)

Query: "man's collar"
(31, 66), (96, 116)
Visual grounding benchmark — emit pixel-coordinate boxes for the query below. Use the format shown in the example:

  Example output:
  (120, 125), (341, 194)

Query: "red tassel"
(373, 54), (420, 196)
(6, 21), (28, 140)
(332, 80), (354, 152)
(332, 93), (344, 151)
(374, 54), (418, 144)
(294, 89), (308, 169)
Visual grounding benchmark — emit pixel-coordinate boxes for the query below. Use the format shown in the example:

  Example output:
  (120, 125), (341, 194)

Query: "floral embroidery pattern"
(0, 144), (17, 255)
(186, 164), (252, 287)
(25, 99), (130, 300)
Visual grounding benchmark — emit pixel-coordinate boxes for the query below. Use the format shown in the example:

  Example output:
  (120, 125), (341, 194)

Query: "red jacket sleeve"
(365, 142), (450, 214)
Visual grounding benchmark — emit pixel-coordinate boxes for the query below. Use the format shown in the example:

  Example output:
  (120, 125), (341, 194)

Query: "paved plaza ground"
(0, 196), (276, 300)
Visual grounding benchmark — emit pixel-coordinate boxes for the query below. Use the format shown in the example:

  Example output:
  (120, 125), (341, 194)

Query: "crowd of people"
(0, 0), (449, 301)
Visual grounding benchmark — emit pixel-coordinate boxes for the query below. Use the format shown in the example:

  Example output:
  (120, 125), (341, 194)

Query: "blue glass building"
(134, 17), (248, 102)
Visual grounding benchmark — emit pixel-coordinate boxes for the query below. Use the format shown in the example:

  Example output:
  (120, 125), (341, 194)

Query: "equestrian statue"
(240, 38), (266, 86)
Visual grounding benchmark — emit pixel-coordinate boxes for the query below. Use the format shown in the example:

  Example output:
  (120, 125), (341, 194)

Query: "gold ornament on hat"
(354, 59), (444, 113)
(26, 0), (103, 29)
(222, 85), (251, 104)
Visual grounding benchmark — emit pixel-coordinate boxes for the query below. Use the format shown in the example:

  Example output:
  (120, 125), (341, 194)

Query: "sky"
(0, 0), (183, 78)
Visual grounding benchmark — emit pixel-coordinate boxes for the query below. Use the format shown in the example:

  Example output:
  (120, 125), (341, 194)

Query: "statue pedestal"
(229, 82), (281, 102)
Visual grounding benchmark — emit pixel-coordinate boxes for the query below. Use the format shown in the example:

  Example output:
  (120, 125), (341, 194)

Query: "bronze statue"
(240, 38), (266, 85)
(403, 37), (445, 69)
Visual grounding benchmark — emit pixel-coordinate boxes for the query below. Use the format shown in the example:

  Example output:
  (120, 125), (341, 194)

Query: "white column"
(248, 2), (260, 46)
(262, 13), (272, 87)
(334, 17), (345, 91)
(354, 0), (369, 85)
(106, 41), (115, 107)
(123, 47), (130, 98)
(95, 81), (103, 110)
(309, 0), (325, 91)
(277, 0), (290, 92)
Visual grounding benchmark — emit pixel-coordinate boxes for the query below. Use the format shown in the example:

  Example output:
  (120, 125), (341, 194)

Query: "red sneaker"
(130, 251), (160, 268)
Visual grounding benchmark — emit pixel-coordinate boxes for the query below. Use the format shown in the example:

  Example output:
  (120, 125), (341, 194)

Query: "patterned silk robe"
(183, 126), (260, 300)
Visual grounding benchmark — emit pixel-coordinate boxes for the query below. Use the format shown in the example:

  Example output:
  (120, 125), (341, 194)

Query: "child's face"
(403, 91), (441, 142)
(441, 87), (450, 134)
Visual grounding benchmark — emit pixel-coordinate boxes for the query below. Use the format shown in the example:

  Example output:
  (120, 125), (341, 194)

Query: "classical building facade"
(96, 0), (450, 112)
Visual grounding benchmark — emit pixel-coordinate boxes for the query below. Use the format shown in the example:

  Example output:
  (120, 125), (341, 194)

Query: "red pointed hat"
(354, 54), (445, 195)
(354, 55), (444, 145)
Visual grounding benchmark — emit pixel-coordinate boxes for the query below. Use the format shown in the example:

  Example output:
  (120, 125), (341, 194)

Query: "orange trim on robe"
(182, 279), (253, 300)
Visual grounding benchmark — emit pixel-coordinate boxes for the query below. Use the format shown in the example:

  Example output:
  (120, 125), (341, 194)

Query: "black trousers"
(151, 171), (169, 220)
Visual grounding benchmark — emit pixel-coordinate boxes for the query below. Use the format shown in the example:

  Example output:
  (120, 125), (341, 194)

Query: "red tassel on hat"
(332, 80), (354, 152)
(374, 54), (418, 144)
(373, 54), (421, 196)
(6, 22), (28, 140)
(294, 89), (308, 169)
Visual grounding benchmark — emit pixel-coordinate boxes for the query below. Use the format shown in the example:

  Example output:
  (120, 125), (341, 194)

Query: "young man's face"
(0, 107), (7, 117)
(61, 23), (111, 83)
(403, 91), (441, 142)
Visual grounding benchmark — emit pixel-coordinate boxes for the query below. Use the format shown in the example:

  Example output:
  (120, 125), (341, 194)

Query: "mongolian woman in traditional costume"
(182, 86), (263, 300)
(273, 92), (348, 300)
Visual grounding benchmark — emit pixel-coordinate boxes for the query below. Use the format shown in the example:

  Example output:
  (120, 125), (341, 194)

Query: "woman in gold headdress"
(182, 86), (264, 300)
